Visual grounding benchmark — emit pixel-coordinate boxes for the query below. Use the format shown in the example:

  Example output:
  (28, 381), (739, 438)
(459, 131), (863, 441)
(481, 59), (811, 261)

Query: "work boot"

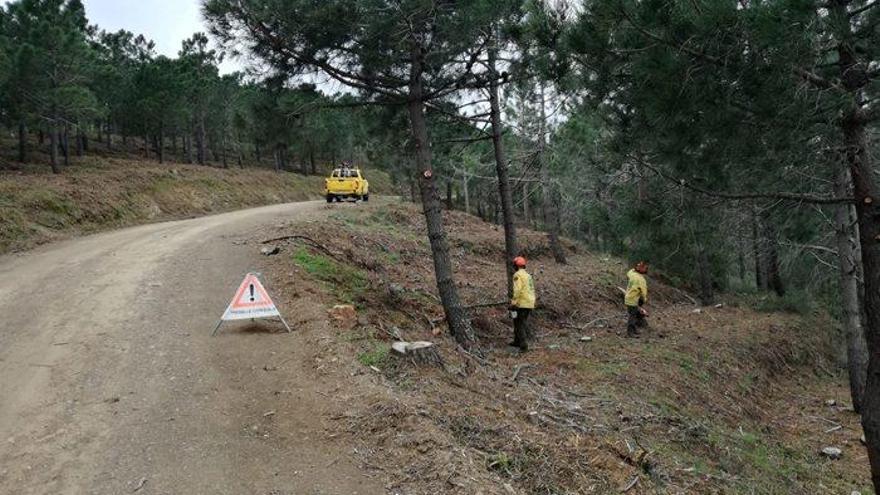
(509, 341), (528, 352)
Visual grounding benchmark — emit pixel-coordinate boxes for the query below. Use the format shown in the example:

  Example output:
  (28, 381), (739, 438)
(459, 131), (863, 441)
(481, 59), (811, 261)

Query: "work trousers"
(513, 308), (531, 350)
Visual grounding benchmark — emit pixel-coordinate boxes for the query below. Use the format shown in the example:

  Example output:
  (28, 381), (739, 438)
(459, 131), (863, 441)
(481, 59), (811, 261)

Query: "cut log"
(391, 341), (443, 367)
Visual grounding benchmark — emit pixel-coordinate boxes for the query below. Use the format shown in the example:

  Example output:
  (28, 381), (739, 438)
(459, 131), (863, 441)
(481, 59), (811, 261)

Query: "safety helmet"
(513, 256), (527, 268)
(635, 261), (648, 274)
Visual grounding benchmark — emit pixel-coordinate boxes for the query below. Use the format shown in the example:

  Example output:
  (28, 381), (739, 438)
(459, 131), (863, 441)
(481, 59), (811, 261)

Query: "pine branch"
(634, 156), (853, 205)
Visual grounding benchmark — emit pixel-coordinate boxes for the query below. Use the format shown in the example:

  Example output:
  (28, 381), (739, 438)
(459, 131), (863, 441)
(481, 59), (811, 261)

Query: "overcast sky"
(1, 0), (241, 72)
(84, 0), (204, 57)
(83, 0), (244, 72)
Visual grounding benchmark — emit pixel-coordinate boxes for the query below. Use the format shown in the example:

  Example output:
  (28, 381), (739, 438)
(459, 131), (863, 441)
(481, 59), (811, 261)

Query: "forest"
(1, 0), (879, 489)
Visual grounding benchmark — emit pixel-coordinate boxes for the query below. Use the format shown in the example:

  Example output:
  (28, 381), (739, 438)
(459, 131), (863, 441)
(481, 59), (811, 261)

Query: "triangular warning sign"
(222, 273), (280, 320)
(212, 273), (291, 335)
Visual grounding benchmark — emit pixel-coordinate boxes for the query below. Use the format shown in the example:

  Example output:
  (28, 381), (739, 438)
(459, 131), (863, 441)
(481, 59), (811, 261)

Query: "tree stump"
(391, 341), (443, 367)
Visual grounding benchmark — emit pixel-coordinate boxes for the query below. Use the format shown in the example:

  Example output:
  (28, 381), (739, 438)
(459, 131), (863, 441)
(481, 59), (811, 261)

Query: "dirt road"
(0, 202), (384, 494)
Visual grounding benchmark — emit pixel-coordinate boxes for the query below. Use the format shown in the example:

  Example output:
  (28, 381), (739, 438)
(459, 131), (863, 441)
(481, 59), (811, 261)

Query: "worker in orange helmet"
(625, 261), (649, 338)
(509, 256), (536, 351)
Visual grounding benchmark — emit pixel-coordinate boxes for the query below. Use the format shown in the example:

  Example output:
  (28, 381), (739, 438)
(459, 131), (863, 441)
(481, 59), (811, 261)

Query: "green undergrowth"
(291, 247), (368, 305)
(357, 342), (390, 368)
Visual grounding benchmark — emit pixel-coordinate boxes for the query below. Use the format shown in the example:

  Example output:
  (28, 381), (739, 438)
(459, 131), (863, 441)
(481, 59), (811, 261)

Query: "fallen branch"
(261, 234), (340, 258)
(621, 476), (639, 493)
(464, 301), (508, 310)
(510, 363), (533, 382)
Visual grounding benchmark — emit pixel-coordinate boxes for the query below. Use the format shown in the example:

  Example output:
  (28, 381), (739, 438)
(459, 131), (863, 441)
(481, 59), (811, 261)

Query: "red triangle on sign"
(221, 273), (281, 321)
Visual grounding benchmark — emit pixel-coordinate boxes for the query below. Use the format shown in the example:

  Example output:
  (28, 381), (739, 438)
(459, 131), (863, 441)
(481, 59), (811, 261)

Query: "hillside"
(0, 155), (391, 254)
(251, 201), (871, 495)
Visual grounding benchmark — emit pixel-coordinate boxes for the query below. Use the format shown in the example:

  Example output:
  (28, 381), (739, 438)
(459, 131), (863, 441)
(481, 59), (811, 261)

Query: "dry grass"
(0, 154), (391, 254)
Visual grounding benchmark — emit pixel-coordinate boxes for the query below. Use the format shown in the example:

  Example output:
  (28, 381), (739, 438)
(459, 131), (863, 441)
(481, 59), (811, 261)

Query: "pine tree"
(205, 0), (522, 347)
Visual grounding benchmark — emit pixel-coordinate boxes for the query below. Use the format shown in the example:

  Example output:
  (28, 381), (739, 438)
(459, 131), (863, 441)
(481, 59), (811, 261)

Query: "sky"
(81, 0), (241, 73)
(83, 0), (205, 58)
(1, 0), (241, 73)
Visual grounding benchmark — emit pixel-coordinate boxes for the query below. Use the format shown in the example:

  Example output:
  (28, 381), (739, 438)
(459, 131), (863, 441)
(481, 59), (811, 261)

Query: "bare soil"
(0, 201), (386, 494)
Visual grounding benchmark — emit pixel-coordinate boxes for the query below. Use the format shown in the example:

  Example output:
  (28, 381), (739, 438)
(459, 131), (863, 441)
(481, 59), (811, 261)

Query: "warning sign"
(222, 272), (279, 320)
(212, 273), (291, 335)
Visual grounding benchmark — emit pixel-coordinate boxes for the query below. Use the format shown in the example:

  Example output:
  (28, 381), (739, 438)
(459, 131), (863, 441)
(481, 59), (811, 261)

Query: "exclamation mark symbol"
(249, 284), (255, 302)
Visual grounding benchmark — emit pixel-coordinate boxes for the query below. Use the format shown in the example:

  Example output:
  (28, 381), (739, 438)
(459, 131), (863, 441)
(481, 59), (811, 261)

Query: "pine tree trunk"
(106, 123), (112, 150)
(696, 245), (714, 305)
(185, 134), (191, 163)
(762, 220), (785, 296)
(310, 147), (316, 175)
(17, 122), (26, 163)
(488, 45), (519, 297)
(49, 126), (60, 174)
(255, 143), (261, 163)
(832, 17), (880, 483)
(462, 173), (470, 215)
(408, 44), (475, 348)
(847, 114), (880, 490)
(221, 131), (228, 169)
(834, 164), (869, 413)
(39, 130), (44, 146)
(445, 179), (453, 210)
(158, 123), (165, 164)
(196, 117), (206, 165)
(523, 182), (530, 226)
(62, 126), (70, 167)
(75, 129), (84, 157)
(538, 84), (566, 264)
(751, 208), (765, 289)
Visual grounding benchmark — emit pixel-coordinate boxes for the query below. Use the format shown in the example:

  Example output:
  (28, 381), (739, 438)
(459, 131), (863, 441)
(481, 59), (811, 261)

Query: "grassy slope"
(260, 202), (872, 495)
(0, 155), (391, 254)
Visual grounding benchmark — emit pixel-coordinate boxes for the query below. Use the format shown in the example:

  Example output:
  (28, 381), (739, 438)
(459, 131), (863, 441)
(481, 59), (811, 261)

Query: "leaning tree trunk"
(834, 164), (869, 413)
(488, 44), (519, 297)
(408, 44), (476, 348)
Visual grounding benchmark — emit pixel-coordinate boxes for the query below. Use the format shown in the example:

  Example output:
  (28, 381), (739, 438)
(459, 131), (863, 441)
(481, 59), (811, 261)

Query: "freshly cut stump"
(391, 341), (442, 367)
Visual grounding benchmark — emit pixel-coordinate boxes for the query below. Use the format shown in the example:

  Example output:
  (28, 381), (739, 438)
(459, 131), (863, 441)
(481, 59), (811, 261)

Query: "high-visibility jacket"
(511, 268), (536, 309)
(625, 269), (648, 307)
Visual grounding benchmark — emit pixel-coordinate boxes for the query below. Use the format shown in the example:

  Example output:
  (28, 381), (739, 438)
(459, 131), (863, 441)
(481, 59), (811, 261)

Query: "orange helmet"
(635, 261), (648, 274)
(513, 256), (527, 268)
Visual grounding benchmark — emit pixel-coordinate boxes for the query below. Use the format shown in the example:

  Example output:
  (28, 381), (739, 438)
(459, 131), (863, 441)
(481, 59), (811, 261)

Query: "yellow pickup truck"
(324, 168), (370, 203)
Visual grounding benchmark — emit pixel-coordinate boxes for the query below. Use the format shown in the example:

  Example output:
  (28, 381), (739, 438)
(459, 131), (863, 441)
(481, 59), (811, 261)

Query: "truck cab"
(324, 167), (370, 203)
